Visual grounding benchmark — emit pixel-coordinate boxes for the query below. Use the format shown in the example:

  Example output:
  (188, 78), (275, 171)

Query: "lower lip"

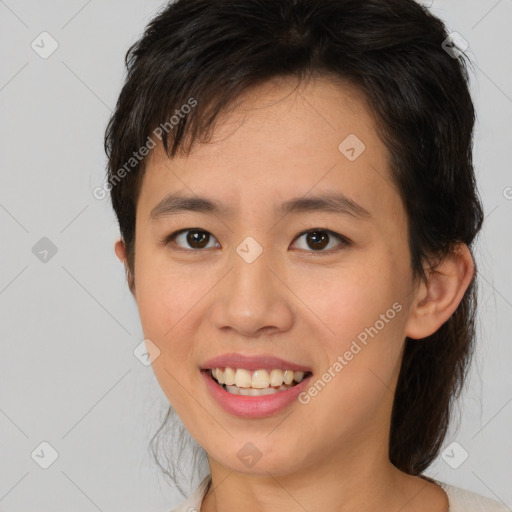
(200, 369), (313, 419)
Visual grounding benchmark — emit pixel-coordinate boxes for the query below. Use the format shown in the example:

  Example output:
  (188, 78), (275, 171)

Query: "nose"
(208, 246), (294, 338)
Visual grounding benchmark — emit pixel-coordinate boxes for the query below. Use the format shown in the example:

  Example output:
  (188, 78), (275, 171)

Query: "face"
(128, 76), (419, 477)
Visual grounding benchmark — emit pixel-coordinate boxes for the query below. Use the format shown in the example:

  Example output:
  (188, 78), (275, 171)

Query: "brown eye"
(166, 229), (220, 250)
(292, 229), (351, 253)
(305, 231), (329, 250)
(185, 230), (210, 249)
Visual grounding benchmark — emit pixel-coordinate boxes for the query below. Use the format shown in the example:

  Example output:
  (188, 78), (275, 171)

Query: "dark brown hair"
(104, 0), (484, 495)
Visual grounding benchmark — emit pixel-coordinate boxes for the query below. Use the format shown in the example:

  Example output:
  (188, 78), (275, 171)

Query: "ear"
(114, 239), (136, 296)
(405, 243), (475, 340)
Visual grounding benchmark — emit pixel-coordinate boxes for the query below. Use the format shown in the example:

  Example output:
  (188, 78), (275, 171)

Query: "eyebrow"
(149, 192), (372, 222)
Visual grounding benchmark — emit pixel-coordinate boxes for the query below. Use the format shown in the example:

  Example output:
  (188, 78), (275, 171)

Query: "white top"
(168, 474), (511, 512)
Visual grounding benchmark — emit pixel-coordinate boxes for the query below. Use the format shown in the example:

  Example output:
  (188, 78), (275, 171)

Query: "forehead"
(138, 76), (402, 226)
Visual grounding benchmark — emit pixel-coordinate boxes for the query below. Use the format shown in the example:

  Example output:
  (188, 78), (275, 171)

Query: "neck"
(200, 445), (446, 512)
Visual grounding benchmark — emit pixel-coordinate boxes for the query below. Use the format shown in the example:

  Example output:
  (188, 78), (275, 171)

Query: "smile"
(200, 368), (314, 418)
(209, 367), (311, 395)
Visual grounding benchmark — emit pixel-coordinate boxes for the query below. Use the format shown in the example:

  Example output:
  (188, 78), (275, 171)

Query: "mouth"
(201, 367), (314, 396)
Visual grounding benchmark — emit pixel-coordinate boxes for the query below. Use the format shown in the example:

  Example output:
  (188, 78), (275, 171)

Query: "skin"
(115, 76), (474, 512)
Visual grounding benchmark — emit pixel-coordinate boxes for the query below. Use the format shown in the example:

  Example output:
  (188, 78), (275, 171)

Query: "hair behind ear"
(389, 256), (479, 473)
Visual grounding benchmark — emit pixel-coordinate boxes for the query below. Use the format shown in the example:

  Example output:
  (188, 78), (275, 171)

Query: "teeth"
(251, 369), (270, 389)
(283, 370), (294, 385)
(210, 367), (308, 389)
(269, 369), (284, 387)
(215, 368), (224, 384)
(234, 369), (252, 388)
(223, 367), (236, 385)
(225, 385), (282, 396)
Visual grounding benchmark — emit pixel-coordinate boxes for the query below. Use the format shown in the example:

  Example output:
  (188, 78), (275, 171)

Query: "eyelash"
(162, 228), (352, 254)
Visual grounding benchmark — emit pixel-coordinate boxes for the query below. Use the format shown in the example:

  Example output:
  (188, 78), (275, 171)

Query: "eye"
(164, 229), (220, 250)
(162, 227), (351, 253)
(291, 228), (351, 253)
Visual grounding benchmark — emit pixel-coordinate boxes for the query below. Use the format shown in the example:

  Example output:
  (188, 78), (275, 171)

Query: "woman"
(104, 0), (510, 510)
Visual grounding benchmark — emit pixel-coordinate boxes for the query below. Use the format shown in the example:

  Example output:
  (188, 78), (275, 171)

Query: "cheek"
(295, 284), (406, 444)
(132, 244), (208, 393)
(134, 265), (204, 417)
(290, 252), (405, 343)
(292, 255), (407, 397)
(134, 239), (207, 335)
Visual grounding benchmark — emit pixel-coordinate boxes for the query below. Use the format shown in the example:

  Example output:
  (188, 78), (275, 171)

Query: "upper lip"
(201, 353), (313, 373)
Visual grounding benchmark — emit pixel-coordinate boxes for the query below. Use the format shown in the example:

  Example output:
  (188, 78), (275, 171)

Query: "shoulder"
(168, 474), (211, 512)
(434, 480), (511, 512)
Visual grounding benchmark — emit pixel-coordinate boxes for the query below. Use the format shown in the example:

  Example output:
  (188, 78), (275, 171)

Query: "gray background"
(0, 0), (511, 510)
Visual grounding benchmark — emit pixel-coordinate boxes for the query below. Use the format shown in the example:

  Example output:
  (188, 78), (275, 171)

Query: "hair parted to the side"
(104, 0), (484, 495)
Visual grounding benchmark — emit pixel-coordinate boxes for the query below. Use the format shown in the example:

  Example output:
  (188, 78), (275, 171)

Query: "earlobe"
(405, 244), (475, 340)
(114, 239), (126, 262)
(114, 239), (136, 297)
